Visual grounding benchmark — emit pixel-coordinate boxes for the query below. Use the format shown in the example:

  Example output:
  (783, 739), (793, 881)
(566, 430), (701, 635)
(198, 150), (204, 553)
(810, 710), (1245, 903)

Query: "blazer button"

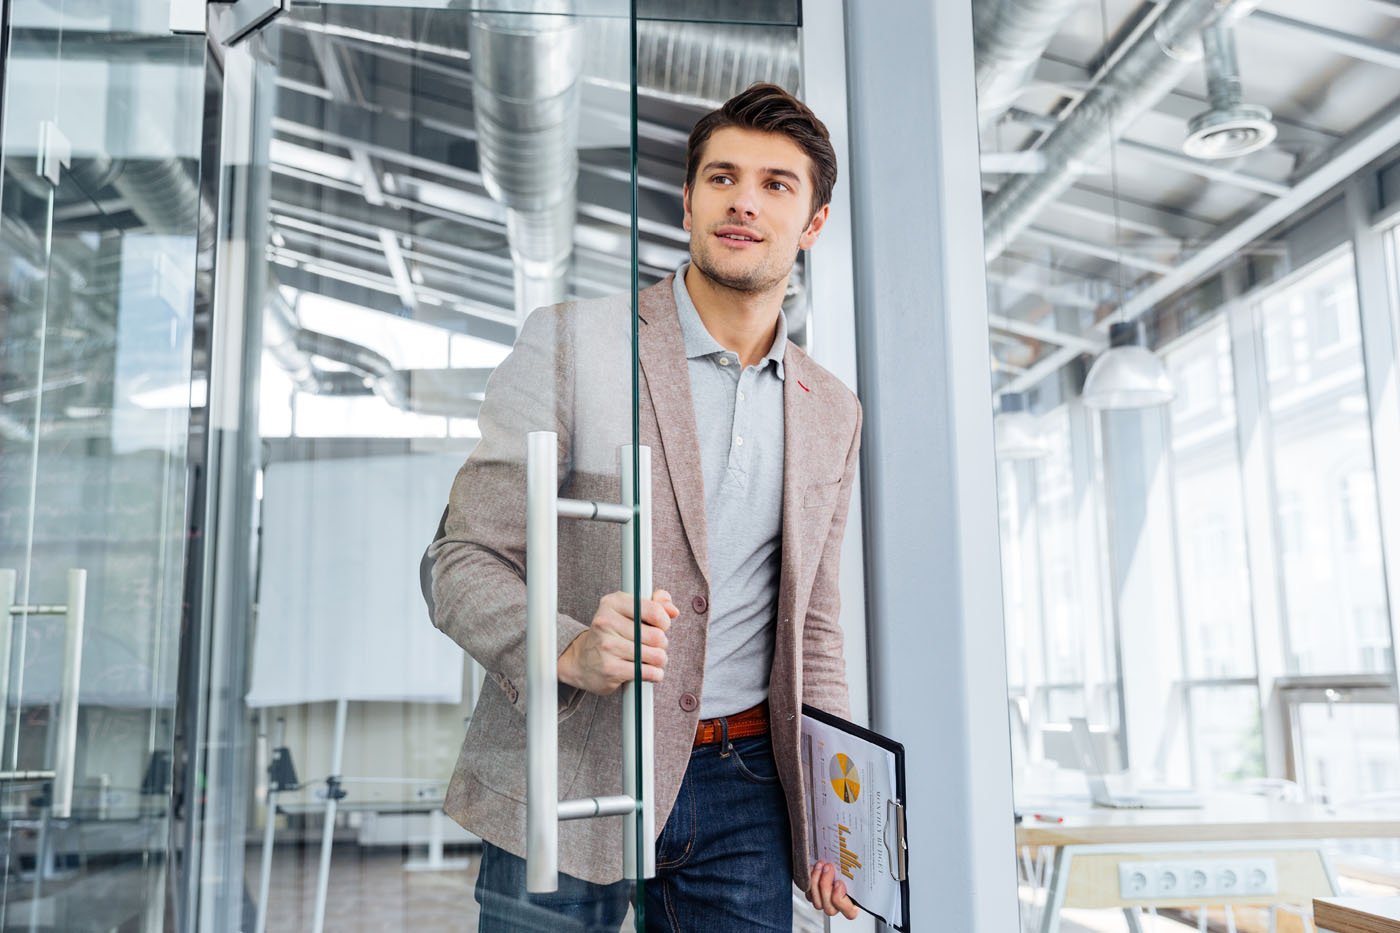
(679, 693), (699, 712)
(692, 595), (708, 614)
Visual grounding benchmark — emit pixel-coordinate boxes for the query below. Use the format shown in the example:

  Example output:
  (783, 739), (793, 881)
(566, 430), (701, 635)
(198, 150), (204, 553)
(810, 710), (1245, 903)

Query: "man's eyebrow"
(763, 167), (803, 187)
(700, 160), (739, 175)
(700, 160), (804, 187)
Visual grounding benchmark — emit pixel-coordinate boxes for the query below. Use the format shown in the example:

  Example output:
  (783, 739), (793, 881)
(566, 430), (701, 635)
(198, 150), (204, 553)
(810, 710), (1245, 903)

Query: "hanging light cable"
(1081, 0), (1176, 410)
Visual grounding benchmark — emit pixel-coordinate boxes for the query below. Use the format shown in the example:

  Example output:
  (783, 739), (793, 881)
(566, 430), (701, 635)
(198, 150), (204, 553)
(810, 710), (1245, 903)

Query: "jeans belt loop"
(718, 715), (730, 757)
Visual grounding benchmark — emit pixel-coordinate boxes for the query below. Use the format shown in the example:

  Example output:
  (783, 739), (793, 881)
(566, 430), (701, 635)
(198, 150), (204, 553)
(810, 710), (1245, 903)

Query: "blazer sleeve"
(800, 398), (862, 719)
(423, 304), (590, 718)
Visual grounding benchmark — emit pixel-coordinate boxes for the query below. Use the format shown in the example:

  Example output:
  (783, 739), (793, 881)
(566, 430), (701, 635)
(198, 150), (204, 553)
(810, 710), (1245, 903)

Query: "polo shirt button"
(692, 595), (708, 614)
(679, 693), (699, 712)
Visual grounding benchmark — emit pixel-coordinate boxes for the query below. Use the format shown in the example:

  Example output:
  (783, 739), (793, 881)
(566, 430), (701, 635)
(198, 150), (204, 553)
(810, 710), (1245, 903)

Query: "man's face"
(683, 126), (829, 294)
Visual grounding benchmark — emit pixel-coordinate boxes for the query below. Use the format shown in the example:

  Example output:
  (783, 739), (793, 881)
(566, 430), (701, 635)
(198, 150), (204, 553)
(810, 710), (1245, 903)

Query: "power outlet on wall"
(1117, 857), (1278, 900)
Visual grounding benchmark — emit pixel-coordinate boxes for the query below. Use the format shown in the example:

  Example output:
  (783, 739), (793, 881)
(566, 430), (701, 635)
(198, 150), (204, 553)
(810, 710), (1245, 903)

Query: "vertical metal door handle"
(620, 445), (655, 880)
(0, 569), (14, 757)
(524, 432), (655, 892)
(525, 432), (560, 893)
(52, 569), (86, 819)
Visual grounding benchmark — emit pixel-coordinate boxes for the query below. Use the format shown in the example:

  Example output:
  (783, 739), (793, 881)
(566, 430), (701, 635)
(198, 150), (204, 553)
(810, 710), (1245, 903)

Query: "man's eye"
(768, 181), (790, 192)
(711, 175), (733, 185)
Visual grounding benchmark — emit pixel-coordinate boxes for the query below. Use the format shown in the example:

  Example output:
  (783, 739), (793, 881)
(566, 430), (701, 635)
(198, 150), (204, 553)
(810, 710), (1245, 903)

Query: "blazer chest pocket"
(802, 479), (841, 510)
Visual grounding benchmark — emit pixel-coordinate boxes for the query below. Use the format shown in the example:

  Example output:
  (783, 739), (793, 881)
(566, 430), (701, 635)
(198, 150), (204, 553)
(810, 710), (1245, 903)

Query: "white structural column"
(1099, 409), (1189, 785)
(800, 0), (871, 734)
(1347, 177), (1400, 694)
(843, 1), (1019, 930)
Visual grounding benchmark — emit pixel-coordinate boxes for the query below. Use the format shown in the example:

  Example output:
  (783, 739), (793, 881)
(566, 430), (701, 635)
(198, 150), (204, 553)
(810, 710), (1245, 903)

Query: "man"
(425, 83), (862, 930)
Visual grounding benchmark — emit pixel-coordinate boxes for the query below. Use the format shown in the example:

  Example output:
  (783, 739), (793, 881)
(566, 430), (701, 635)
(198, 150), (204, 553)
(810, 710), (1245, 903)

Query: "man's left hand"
(805, 861), (859, 919)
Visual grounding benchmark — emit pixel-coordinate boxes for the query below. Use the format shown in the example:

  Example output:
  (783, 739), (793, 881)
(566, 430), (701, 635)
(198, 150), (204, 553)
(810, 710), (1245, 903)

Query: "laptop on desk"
(1069, 717), (1204, 810)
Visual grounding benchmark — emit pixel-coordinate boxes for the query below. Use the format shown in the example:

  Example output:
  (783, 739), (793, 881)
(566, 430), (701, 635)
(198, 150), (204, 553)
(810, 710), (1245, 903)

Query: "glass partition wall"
(0, 2), (207, 930)
(978, 0), (1400, 929)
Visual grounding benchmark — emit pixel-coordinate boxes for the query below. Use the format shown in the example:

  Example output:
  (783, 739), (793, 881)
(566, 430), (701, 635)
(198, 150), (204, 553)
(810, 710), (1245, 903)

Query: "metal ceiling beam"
(1021, 226), (1176, 274)
(1117, 138), (1291, 197)
(378, 230), (417, 310)
(986, 269), (1104, 310)
(1052, 185), (1210, 240)
(994, 343), (1085, 395)
(273, 264), (518, 346)
(987, 313), (1104, 352)
(1249, 10), (1400, 71)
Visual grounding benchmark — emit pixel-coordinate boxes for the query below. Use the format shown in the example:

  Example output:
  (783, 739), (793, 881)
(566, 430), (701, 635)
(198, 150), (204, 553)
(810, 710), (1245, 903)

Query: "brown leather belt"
(693, 701), (770, 747)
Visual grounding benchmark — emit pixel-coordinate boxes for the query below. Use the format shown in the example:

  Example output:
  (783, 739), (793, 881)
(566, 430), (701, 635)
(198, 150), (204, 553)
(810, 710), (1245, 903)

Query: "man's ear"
(799, 203), (831, 251)
(682, 185), (693, 233)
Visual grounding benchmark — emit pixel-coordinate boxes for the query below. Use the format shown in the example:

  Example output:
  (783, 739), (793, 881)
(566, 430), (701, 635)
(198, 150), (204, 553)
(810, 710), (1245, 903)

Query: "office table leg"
(1039, 847), (1070, 933)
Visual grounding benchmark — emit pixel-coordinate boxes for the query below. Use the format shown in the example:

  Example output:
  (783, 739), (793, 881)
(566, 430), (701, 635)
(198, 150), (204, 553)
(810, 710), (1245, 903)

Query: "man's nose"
(726, 183), (760, 218)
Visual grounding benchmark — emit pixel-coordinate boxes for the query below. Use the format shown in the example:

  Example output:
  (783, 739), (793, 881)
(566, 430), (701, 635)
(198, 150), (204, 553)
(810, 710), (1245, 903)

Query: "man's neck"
(683, 264), (786, 369)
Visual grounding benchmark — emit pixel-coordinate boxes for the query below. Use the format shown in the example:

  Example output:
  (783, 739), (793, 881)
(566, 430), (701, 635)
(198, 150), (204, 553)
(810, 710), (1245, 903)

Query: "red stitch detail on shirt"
(797, 380), (810, 392)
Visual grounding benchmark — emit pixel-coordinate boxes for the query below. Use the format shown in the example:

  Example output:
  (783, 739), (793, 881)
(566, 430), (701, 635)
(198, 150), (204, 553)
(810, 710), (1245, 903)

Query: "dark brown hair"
(685, 83), (838, 219)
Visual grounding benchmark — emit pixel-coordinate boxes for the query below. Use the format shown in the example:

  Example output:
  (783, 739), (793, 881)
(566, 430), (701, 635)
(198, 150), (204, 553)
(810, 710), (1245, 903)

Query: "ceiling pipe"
(983, 0), (1255, 263)
(468, 2), (582, 320)
(973, 0), (1086, 130)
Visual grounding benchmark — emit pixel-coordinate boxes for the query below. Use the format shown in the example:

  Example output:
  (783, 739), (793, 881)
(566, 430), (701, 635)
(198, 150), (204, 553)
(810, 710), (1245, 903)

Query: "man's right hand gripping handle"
(558, 589), (679, 696)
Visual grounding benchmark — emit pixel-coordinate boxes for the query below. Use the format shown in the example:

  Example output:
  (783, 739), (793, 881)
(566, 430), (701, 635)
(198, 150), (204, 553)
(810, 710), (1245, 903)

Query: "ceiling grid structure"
(977, 0), (1400, 395)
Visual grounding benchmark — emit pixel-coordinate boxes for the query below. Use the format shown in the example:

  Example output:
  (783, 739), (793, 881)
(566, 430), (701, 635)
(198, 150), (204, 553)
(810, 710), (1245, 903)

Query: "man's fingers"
(603, 657), (665, 685)
(809, 863), (838, 915)
(595, 609), (670, 649)
(834, 881), (858, 919)
(651, 589), (680, 620)
(599, 593), (674, 633)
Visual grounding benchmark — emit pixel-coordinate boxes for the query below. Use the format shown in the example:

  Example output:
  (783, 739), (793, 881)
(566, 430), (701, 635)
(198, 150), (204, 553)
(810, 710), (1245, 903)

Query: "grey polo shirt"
(672, 265), (786, 719)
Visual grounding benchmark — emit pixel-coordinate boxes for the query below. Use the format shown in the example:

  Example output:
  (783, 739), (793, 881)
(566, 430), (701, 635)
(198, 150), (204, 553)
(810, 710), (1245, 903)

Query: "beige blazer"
(424, 275), (862, 887)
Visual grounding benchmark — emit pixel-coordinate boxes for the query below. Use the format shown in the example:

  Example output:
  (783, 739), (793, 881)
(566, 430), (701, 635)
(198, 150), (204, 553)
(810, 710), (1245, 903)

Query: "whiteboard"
(246, 452), (467, 708)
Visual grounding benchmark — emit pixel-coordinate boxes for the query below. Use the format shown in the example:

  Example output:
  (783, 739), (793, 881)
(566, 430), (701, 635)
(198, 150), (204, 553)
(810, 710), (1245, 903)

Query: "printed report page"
(801, 712), (903, 928)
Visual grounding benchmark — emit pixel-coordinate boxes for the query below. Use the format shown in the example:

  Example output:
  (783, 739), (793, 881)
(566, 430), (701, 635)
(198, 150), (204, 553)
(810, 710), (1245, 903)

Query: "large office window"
(1257, 250), (1390, 676)
(1166, 318), (1253, 681)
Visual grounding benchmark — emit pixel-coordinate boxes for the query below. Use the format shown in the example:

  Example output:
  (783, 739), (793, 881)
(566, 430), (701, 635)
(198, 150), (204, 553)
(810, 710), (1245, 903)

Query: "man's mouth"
(714, 227), (764, 245)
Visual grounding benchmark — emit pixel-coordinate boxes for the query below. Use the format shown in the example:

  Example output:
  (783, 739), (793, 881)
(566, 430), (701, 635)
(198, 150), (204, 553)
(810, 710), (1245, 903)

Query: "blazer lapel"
(778, 346), (813, 625)
(638, 276), (711, 582)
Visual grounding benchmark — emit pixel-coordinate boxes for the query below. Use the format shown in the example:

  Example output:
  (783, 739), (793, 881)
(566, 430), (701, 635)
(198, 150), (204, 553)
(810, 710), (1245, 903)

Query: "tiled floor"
(252, 843), (483, 933)
(251, 843), (829, 931)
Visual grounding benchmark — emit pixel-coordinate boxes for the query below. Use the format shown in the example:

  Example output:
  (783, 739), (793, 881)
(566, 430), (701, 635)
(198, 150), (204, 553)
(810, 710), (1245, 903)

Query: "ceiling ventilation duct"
(468, 1), (582, 320)
(264, 278), (492, 418)
(624, 19), (800, 105)
(983, 0), (1253, 262)
(1183, 19), (1275, 159)
(973, 0), (1085, 130)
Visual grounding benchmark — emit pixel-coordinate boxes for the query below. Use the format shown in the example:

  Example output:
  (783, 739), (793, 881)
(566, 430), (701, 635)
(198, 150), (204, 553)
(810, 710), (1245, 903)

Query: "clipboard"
(801, 704), (910, 931)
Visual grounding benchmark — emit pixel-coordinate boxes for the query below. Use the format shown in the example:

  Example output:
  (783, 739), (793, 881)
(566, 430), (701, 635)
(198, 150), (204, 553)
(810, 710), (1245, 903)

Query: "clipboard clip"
(883, 798), (907, 882)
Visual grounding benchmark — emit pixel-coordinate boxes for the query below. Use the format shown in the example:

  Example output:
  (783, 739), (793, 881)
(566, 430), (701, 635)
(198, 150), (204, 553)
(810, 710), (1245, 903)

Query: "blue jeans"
(474, 732), (793, 932)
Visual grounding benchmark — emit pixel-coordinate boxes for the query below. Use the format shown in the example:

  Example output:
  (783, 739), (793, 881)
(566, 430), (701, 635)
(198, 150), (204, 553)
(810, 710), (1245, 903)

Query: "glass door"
(0, 1), (208, 930)
(191, 2), (655, 929)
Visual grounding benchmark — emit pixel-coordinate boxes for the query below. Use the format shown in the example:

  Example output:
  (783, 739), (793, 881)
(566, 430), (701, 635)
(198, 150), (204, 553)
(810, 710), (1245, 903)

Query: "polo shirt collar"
(672, 263), (787, 380)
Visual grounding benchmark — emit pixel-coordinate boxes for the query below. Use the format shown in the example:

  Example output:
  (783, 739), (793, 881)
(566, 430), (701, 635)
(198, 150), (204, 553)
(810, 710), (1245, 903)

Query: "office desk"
(1016, 795), (1400, 933)
(1315, 897), (1400, 932)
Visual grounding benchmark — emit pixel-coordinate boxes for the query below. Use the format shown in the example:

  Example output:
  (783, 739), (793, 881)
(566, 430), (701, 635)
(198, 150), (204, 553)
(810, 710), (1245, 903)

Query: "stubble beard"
(690, 234), (795, 296)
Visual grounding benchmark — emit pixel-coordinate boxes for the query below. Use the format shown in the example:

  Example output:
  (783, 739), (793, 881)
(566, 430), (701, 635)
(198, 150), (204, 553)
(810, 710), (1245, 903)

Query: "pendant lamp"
(1081, 320), (1175, 410)
(995, 392), (1049, 461)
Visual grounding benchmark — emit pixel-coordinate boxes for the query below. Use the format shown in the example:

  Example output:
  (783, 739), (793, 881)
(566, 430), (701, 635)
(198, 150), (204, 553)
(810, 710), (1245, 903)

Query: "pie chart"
(829, 753), (860, 803)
